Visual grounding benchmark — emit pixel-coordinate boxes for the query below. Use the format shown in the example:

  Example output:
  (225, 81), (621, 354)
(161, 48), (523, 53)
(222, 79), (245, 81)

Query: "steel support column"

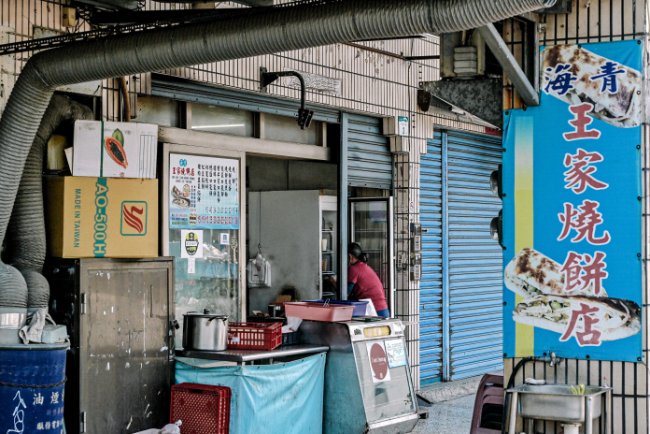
(478, 23), (539, 106)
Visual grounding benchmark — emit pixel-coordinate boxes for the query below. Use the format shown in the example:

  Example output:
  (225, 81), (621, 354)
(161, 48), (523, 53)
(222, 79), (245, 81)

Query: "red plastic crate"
(227, 321), (282, 350)
(170, 383), (231, 434)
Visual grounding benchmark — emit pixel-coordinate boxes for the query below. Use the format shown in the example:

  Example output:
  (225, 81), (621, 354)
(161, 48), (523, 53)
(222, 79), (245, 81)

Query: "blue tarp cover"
(175, 353), (325, 434)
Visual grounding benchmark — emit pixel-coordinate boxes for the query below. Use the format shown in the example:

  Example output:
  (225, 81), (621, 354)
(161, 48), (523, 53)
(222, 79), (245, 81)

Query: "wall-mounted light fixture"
(260, 68), (314, 129)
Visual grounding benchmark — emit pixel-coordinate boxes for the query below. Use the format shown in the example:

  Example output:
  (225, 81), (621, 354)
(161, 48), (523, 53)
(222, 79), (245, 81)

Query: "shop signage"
(502, 40), (643, 362)
(180, 229), (203, 274)
(169, 153), (240, 230)
(367, 342), (391, 383)
(385, 339), (407, 368)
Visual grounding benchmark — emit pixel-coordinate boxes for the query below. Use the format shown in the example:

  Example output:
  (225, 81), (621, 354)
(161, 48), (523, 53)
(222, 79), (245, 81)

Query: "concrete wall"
(247, 190), (322, 313)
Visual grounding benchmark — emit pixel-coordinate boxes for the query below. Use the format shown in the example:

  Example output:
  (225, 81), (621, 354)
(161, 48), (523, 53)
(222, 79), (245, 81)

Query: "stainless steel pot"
(182, 311), (229, 351)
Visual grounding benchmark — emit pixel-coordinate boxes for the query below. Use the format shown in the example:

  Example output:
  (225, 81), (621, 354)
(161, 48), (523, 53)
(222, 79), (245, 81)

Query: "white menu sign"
(169, 153), (239, 229)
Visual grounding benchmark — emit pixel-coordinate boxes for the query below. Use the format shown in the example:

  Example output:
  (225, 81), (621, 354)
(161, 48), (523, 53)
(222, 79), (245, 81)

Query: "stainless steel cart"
(301, 319), (419, 434)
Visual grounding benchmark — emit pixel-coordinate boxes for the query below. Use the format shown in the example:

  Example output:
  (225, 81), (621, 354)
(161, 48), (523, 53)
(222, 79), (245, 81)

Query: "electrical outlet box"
(410, 223), (422, 252)
(410, 253), (422, 281)
(383, 115), (410, 136)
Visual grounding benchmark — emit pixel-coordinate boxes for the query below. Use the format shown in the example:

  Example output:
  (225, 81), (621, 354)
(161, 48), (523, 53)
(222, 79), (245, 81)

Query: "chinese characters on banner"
(169, 153), (240, 230)
(502, 41), (643, 362)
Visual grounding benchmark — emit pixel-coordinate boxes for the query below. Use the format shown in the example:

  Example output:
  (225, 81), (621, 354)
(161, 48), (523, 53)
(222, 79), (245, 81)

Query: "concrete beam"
(421, 78), (502, 128)
(159, 126), (330, 161)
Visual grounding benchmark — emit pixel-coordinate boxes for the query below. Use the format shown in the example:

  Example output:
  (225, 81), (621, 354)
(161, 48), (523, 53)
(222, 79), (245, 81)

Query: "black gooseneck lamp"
(260, 68), (314, 129)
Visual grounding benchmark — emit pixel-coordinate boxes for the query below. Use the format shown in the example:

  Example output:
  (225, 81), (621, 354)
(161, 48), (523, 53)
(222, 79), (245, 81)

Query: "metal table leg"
(508, 391), (518, 434)
(584, 395), (593, 434)
(605, 389), (611, 434)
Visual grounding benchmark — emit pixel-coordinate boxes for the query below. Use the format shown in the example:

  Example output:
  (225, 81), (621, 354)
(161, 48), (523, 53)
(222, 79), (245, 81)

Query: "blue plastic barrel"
(0, 343), (68, 434)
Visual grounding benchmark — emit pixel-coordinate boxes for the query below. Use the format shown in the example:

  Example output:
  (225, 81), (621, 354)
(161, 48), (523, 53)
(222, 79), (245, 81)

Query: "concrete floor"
(411, 393), (475, 434)
(410, 376), (483, 434)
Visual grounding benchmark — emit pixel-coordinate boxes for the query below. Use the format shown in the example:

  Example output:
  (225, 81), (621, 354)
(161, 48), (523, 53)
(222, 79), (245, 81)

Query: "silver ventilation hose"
(5, 95), (93, 310)
(0, 0), (555, 300)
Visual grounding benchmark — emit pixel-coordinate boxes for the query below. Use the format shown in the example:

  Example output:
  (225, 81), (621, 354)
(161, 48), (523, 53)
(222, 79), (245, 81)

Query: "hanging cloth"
(247, 245), (272, 288)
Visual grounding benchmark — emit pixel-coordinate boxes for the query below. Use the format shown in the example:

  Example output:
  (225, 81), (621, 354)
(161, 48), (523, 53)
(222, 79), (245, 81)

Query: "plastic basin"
(305, 300), (368, 316)
(285, 302), (354, 322)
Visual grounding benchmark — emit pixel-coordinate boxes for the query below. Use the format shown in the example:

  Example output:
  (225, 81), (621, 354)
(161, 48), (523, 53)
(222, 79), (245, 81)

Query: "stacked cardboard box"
(46, 121), (159, 258)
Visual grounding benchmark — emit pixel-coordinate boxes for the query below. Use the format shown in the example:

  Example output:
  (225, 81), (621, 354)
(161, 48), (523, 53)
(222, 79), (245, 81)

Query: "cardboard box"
(73, 120), (158, 178)
(45, 176), (158, 258)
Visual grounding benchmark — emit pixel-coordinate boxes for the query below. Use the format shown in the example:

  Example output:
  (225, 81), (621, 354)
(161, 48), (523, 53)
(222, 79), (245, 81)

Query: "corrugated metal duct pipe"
(0, 0), (556, 300)
(5, 95), (93, 310)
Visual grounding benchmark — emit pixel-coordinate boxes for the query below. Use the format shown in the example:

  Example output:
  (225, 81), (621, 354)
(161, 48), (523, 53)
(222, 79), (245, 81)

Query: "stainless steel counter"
(176, 344), (329, 364)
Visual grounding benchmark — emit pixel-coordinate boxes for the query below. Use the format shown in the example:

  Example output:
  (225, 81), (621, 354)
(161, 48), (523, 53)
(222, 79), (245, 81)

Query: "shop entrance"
(349, 195), (394, 315)
(245, 156), (338, 317)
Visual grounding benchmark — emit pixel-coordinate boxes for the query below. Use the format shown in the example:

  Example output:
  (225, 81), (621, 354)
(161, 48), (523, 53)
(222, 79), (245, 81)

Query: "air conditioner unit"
(454, 46), (480, 77)
(440, 31), (485, 79)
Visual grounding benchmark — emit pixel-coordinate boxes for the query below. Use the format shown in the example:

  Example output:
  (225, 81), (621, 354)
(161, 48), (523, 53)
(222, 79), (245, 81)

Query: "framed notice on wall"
(162, 143), (246, 341)
(169, 153), (240, 230)
(502, 40), (643, 362)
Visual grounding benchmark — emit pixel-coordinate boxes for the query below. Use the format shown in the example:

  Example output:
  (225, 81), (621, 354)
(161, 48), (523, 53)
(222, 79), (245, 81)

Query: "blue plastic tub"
(305, 300), (369, 317)
(0, 343), (68, 434)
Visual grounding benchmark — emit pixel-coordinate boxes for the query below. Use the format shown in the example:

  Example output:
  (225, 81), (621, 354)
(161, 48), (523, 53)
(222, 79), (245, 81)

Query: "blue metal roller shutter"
(346, 114), (392, 189)
(446, 130), (503, 380)
(419, 137), (444, 385)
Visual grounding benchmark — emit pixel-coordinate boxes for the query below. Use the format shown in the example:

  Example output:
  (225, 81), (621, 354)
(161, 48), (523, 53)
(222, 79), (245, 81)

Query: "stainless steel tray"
(508, 384), (610, 422)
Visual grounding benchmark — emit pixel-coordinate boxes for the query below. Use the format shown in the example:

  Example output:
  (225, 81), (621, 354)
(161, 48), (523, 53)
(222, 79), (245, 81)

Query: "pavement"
(411, 393), (475, 434)
(410, 376), (482, 434)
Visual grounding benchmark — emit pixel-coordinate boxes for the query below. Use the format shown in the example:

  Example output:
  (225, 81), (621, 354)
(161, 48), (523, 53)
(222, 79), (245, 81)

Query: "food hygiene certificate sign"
(502, 40), (643, 362)
(169, 153), (240, 230)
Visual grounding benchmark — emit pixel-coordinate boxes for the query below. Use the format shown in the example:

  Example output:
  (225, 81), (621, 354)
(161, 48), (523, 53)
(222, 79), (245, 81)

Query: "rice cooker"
(182, 310), (229, 351)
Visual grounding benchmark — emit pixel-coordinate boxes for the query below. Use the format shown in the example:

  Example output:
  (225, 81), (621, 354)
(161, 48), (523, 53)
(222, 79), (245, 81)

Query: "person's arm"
(348, 282), (356, 299)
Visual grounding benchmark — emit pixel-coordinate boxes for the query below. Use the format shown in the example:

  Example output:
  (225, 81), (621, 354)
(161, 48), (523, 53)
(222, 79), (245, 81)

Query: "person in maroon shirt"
(347, 243), (390, 318)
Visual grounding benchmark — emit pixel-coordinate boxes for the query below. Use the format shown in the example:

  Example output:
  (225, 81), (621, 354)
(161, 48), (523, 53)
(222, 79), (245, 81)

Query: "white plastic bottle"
(160, 420), (182, 434)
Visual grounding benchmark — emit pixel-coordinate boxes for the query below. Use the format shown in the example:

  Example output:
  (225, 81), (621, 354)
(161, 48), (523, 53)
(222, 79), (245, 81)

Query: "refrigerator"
(45, 257), (173, 434)
(349, 197), (394, 313)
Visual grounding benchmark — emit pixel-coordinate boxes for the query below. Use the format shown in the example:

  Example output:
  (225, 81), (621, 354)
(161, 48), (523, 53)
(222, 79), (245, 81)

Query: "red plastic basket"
(170, 383), (231, 434)
(227, 321), (282, 350)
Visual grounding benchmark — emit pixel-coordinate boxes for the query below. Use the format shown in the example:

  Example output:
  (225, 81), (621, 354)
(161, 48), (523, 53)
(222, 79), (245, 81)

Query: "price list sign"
(169, 153), (240, 230)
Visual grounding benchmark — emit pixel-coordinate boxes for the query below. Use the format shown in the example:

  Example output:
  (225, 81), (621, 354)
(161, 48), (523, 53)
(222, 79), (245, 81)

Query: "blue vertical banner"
(503, 40), (644, 362)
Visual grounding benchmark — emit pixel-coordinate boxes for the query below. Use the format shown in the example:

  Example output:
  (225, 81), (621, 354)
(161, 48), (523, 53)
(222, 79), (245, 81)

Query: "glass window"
(191, 104), (254, 137)
(136, 96), (179, 127)
(263, 113), (323, 146)
(167, 152), (243, 346)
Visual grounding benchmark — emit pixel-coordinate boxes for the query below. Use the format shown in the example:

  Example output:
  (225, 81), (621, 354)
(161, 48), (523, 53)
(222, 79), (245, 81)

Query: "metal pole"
(478, 23), (539, 107)
(441, 131), (450, 380)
